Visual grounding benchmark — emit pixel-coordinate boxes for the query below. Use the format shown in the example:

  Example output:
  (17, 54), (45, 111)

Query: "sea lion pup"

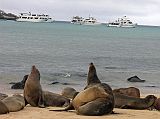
(24, 65), (44, 108)
(2, 94), (25, 112)
(0, 93), (8, 100)
(0, 100), (9, 114)
(114, 93), (157, 109)
(61, 87), (79, 99)
(113, 87), (140, 98)
(43, 91), (70, 107)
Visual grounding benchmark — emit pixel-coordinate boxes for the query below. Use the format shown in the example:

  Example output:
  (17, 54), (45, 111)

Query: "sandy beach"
(0, 104), (160, 119)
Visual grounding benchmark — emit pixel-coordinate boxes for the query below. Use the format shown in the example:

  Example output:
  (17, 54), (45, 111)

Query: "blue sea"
(0, 20), (160, 95)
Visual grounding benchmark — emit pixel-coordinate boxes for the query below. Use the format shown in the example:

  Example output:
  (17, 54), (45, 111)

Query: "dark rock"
(127, 75), (145, 82)
(0, 9), (17, 20)
(50, 81), (60, 85)
(11, 75), (28, 89)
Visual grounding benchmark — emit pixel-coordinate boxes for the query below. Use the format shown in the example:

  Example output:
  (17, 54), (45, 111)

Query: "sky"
(1, 0), (160, 26)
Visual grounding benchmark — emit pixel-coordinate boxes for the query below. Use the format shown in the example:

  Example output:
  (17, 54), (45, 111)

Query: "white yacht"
(71, 16), (84, 24)
(83, 16), (101, 25)
(107, 16), (137, 28)
(16, 12), (53, 22)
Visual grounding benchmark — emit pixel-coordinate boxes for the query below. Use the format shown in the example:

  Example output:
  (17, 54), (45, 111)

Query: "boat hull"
(16, 18), (48, 22)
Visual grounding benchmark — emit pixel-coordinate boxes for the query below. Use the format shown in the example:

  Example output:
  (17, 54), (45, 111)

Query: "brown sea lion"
(0, 93), (8, 100)
(50, 63), (114, 116)
(24, 65), (44, 107)
(78, 62), (114, 115)
(50, 85), (114, 116)
(113, 87), (140, 98)
(153, 98), (160, 110)
(73, 85), (114, 115)
(61, 87), (79, 99)
(2, 94), (25, 112)
(114, 93), (157, 109)
(73, 63), (114, 115)
(86, 62), (101, 86)
(43, 91), (70, 107)
(0, 100), (9, 114)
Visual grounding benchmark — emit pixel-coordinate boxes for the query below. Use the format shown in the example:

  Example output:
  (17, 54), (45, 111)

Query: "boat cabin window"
(22, 17), (27, 19)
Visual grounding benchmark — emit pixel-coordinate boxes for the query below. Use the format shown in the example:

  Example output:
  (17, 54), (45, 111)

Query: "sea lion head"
(87, 63), (101, 85)
(154, 98), (160, 110)
(30, 65), (40, 80)
(145, 95), (157, 106)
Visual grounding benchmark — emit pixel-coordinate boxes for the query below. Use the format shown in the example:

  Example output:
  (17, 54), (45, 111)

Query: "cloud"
(0, 0), (160, 25)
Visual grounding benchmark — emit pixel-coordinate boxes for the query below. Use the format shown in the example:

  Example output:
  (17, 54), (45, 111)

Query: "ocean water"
(0, 20), (160, 95)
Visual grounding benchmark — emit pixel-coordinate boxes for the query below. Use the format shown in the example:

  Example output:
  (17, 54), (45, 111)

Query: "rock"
(11, 75), (28, 89)
(127, 76), (145, 82)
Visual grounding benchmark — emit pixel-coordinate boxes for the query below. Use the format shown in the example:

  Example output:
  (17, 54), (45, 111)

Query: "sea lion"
(0, 100), (9, 114)
(11, 75), (28, 89)
(43, 91), (70, 107)
(77, 63), (114, 115)
(73, 85), (113, 116)
(24, 65), (44, 107)
(113, 87), (140, 98)
(0, 93), (8, 100)
(114, 93), (157, 109)
(87, 62), (101, 86)
(127, 75), (145, 82)
(2, 94), (25, 112)
(61, 87), (79, 99)
(50, 63), (114, 116)
(153, 98), (160, 110)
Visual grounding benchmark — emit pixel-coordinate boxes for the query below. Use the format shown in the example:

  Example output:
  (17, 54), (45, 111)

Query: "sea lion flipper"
(49, 103), (74, 111)
(120, 105), (129, 109)
(38, 93), (45, 108)
(24, 96), (28, 106)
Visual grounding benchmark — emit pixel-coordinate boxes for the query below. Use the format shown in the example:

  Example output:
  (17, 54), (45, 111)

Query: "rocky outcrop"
(10, 75), (28, 89)
(0, 10), (17, 20)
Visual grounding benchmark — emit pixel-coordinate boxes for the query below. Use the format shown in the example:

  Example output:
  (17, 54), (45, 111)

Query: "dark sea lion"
(24, 65), (44, 107)
(127, 75), (145, 82)
(113, 87), (140, 98)
(2, 94), (25, 112)
(11, 75), (28, 89)
(0, 100), (9, 114)
(61, 87), (79, 99)
(114, 93), (157, 109)
(43, 91), (70, 107)
(0, 93), (8, 100)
